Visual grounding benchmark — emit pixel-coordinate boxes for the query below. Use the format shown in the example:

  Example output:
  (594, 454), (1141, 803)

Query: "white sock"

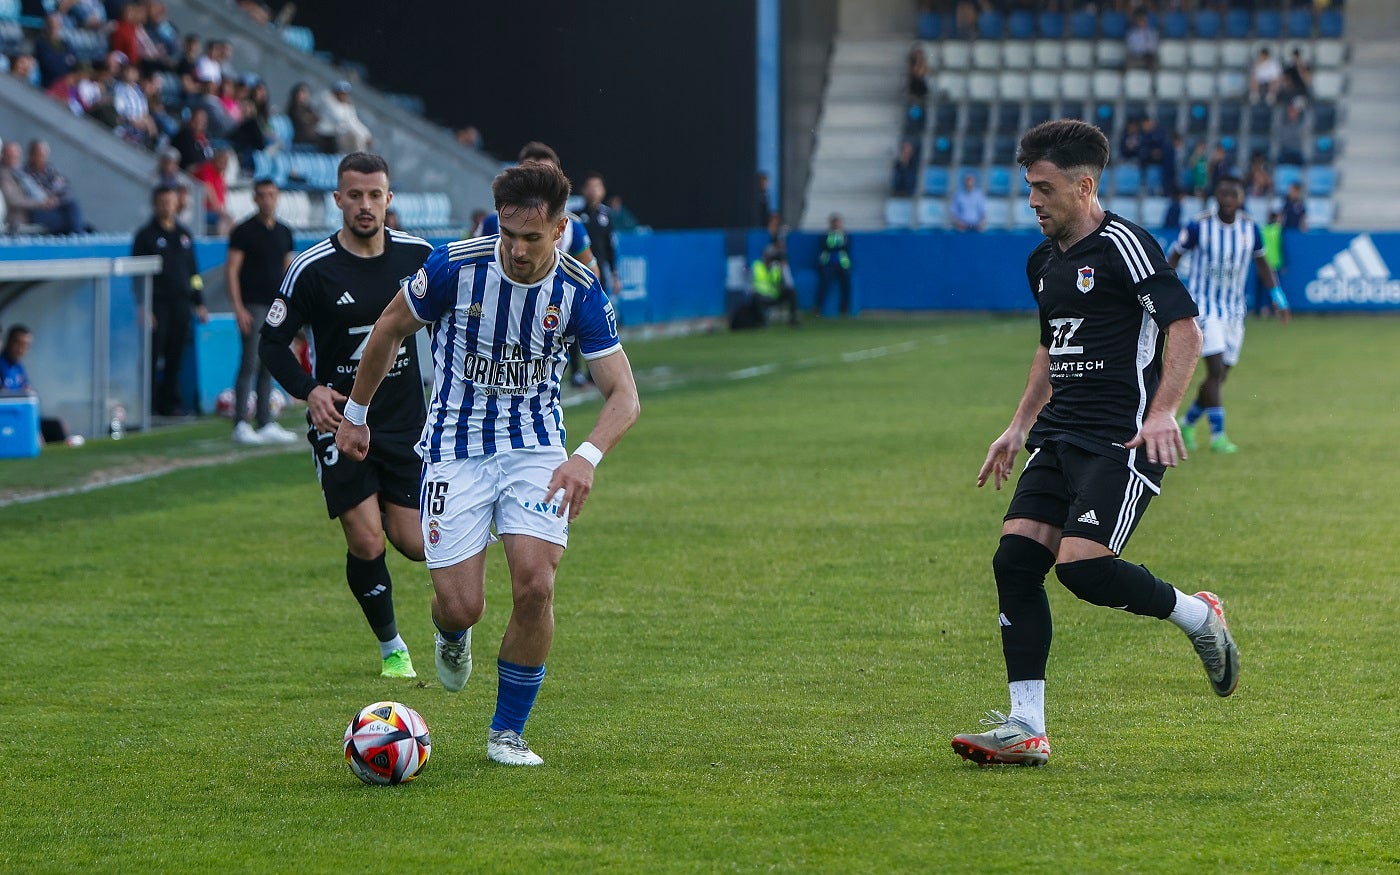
(1167, 590), (1210, 634)
(1008, 679), (1046, 735)
(379, 634), (407, 658)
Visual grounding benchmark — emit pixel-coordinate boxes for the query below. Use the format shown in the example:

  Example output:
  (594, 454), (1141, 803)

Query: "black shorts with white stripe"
(1004, 439), (1162, 555)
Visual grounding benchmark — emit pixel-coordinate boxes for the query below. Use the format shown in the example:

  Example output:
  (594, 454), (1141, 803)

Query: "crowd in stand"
(895, 1), (1338, 231)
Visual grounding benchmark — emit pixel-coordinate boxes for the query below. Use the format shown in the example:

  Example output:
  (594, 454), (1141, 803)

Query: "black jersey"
(1025, 212), (1198, 468)
(260, 228), (434, 439)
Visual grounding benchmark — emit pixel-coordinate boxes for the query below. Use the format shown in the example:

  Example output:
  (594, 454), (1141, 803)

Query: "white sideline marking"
(4, 338), (936, 506)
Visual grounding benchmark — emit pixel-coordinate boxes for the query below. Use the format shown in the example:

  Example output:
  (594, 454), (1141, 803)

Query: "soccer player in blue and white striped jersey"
(336, 161), (640, 767)
(1168, 177), (1287, 454)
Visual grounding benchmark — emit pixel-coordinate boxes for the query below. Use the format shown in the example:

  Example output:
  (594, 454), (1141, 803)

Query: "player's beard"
(347, 214), (382, 239)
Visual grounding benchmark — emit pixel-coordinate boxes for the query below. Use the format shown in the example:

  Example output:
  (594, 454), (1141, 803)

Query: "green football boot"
(1209, 433), (1239, 454)
(381, 649), (417, 679)
(1179, 419), (1198, 452)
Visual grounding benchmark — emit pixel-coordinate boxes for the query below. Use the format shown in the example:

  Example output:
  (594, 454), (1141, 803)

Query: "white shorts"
(420, 446), (570, 569)
(1198, 314), (1245, 367)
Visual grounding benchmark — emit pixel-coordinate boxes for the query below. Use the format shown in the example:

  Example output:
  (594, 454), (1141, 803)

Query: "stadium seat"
(1217, 102), (1243, 137)
(917, 198), (946, 229)
(1247, 102), (1274, 134)
(1162, 11), (1189, 39)
(924, 166), (951, 197)
(1314, 40), (1346, 68)
(1188, 40), (1220, 69)
(1003, 42), (1032, 70)
(1224, 9), (1250, 39)
(968, 71), (997, 101)
(978, 10), (1003, 39)
(1185, 71), (1214, 101)
(1319, 9), (1343, 38)
(990, 136), (1018, 165)
(1141, 196), (1170, 228)
(1037, 11), (1065, 39)
(1219, 39), (1251, 69)
(281, 25), (315, 53)
(1155, 70), (1185, 100)
(1193, 10), (1221, 39)
(972, 41), (1001, 70)
(941, 42), (971, 69)
(1124, 70), (1153, 100)
(1157, 40), (1188, 68)
(1246, 136), (1272, 163)
(1060, 100), (1089, 122)
(987, 166), (1012, 197)
(1032, 40), (1065, 68)
(1113, 165), (1142, 196)
(1156, 102), (1181, 134)
(1275, 164), (1304, 192)
(1028, 101), (1055, 127)
(964, 102), (991, 136)
(1306, 166), (1337, 197)
(929, 136), (954, 166)
(1312, 101), (1338, 134)
(1255, 10), (1282, 39)
(1096, 40), (1127, 69)
(984, 199), (1011, 229)
(1091, 71), (1123, 101)
(1106, 196), (1140, 223)
(1030, 74), (1059, 101)
(933, 103), (959, 135)
(917, 12), (943, 40)
(0, 0), (18, 21)
(1286, 9), (1313, 39)
(1101, 11), (1128, 39)
(1312, 136), (1336, 165)
(269, 114), (293, 148)
(934, 71), (967, 101)
(1305, 197), (1334, 229)
(884, 198), (914, 228)
(1064, 40), (1094, 68)
(1008, 11), (1034, 39)
(994, 103), (1022, 134)
(1218, 70), (1249, 100)
(1069, 10), (1097, 38)
(1313, 70), (1345, 100)
(998, 70), (1029, 100)
(1187, 102), (1210, 135)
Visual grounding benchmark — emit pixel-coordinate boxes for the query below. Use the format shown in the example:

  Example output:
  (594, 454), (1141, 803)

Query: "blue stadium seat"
(1187, 102), (1209, 135)
(984, 198), (1011, 229)
(1255, 10), (1282, 39)
(1313, 102), (1338, 134)
(933, 103), (959, 134)
(1194, 10), (1221, 38)
(924, 166), (951, 197)
(1275, 164), (1304, 192)
(929, 136), (954, 166)
(987, 166), (1012, 197)
(280, 25), (315, 53)
(1070, 10), (1097, 38)
(1114, 164), (1142, 196)
(1156, 103), (1180, 133)
(1312, 136), (1336, 165)
(269, 114), (293, 148)
(991, 136), (1019, 165)
(0, 0), (18, 21)
(994, 103), (1022, 135)
(1247, 102), (1274, 134)
(978, 10), (1003, 39)
(1286, 9), (1312, 39)
(964, 102), (991, 136)
(1225, 9), (1251, 38)
(1162, 11), (1188, 39)
(1306, 166), (1336, 197)
(1144, 164), (1164, 195)
(917, 12), (943, 40)
(1037, 12), (1064, 38)
(884, 197), (914, 228)
(1028, 101), (1055, 127)
(1101, 11), (1128, 39)
(1305, 197), (1334, 229)
(1008, 10), (1034, 39)
(1246, 136), (1272, 162)
(1319, 9), (1343, 38)
(1218, 102), (1243, 136)
(917, 198), (946, 229)
(1060, 100), (1089, 122)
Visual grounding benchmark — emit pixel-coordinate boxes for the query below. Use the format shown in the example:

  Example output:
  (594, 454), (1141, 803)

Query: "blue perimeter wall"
(3, 228), (1398, 413)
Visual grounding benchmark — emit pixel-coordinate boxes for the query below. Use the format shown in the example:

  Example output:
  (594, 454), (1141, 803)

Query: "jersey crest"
(1076, 266), (1095, 293)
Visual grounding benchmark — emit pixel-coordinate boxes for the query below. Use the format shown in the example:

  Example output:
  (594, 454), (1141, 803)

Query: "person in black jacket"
(132, 185), (207, 416)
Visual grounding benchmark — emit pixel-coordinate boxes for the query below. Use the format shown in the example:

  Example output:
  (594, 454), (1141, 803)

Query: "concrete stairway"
(1331, 0), (1400, 230)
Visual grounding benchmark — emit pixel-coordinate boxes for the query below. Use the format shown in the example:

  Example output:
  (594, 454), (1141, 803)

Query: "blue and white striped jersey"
(474, 211), (593, 262)
(402, 235), (621, 461)
(1170, 212), (1262, 320)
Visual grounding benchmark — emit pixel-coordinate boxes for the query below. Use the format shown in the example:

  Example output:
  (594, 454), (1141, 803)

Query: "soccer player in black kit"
(952, 120), (1240, 767)
(259, 152), (433, 679)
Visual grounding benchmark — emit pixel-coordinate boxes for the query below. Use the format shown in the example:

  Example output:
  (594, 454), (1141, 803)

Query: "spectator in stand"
(1138, 117), (1166, 174)
(112, 60), (157, 147)
(230, 80), (274, 170)
(891, 139), (919, 196)
(62, 0), (106, 31)
(175, 34), (203, 97)
(216, 78), (244, 129)
(1277, 102), (1306, 165)
(1119, 119), (1142, 165)
(1207, 143), (1235, 196)
(23, 137), (87, 231)
(907, 43), (929, 104)
(1186, 139), (1210, 196)
(171, 105), (213, 170)
(9, 54), (39, 88)
(193, 147), (234, 235)
(287, 82), (321, 150)
(132, 185), (207, 417)
(0, 137), (80, 232)
(1249, 47), (1283, 105)
(455, 126), (483, 151)
(1280, 181), (1307, 231)
(1282, 47), (1312, 104)
(1125, 11), (1160, 71)
(608, 194), (640, 232)
(1247, 152), (1274, 199)
(317, 80), (373, 153)
(197, 40), (233, 86)
(1152, 119), (1177, 196)
(152, 147), (182, 189)
(236, 0), (274, 26)
(34, 14), (76, 89)
(148, 94), (181, 145)
(109, 2), (156, 71)
(950, 172), (987, 232)
(0, 325), (72, 444)
(954, 0), (982, 39)
(466, 207), (487, 236)
(145, 2), (182, 65)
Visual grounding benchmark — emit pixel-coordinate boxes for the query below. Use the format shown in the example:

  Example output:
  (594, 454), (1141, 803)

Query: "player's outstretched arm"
(545, 349), (641, 521)
(977, 345), (1051, 490)
(1126, 316), (1202, 466)
(334, 292), (422, 462)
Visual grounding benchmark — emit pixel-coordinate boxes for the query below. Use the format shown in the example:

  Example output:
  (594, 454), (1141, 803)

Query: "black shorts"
(307, 424), (422, 519)
(1005, 440), (1162, 555)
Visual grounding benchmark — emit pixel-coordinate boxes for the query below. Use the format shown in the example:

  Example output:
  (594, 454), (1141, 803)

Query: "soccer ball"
(343, 701), (432, 785)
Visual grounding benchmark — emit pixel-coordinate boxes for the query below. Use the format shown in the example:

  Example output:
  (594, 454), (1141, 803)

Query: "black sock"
(1055, 556), (1177, 619)
(346, 551), (397, 643)
(994, 534), (1057, 682)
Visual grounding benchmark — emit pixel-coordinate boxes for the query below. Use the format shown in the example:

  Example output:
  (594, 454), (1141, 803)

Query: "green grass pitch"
(2, 316), (1397, 873)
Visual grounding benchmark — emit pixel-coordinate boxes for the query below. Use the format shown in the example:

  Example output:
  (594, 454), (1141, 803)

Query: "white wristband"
(572, 441), (604, 467)
(343, 399), (369, 426)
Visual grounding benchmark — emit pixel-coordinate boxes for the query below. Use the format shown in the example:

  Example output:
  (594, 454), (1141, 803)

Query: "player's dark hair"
(337, 151), (389, 186)
(580, 170), (604, 186)
(252, 177), (278, 191)
(493, 161), (570, 222)
(1214, 175), (1244, 192)
(517, 141), (560, 165)
(4, 324), (31, 345)
(151, 184), (178, 203)
(1016, 119), (1110, 176)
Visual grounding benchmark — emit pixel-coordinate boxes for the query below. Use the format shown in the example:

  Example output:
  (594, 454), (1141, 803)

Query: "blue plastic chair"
(1070, 10), (1097, 38)
(1286, 9), (1312, 39)
(988, 166), (1012, 197)
(1008, 11), (1034, 39)
(1255, 10), (1282, 38)
(978, 10), (1003, 39)
(1225, 9), (1251, 38)
(1115, 165), (1142, 196)
(924, 166), (951, 197)
(1162, 11), (1189, 38)
(1319, 9), (1343, 38)
(1101, 10), (1128, 39)
(917, 12), (942, 40)
(1306, 166), (1336, 196)
(1038, 12), (1064, 38)
(1194, 10), (1221, 38)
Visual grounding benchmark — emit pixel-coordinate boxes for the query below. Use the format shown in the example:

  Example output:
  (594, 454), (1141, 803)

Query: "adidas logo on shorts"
(1077, 509), (1100, 525)
(336, 292), (356, 305)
